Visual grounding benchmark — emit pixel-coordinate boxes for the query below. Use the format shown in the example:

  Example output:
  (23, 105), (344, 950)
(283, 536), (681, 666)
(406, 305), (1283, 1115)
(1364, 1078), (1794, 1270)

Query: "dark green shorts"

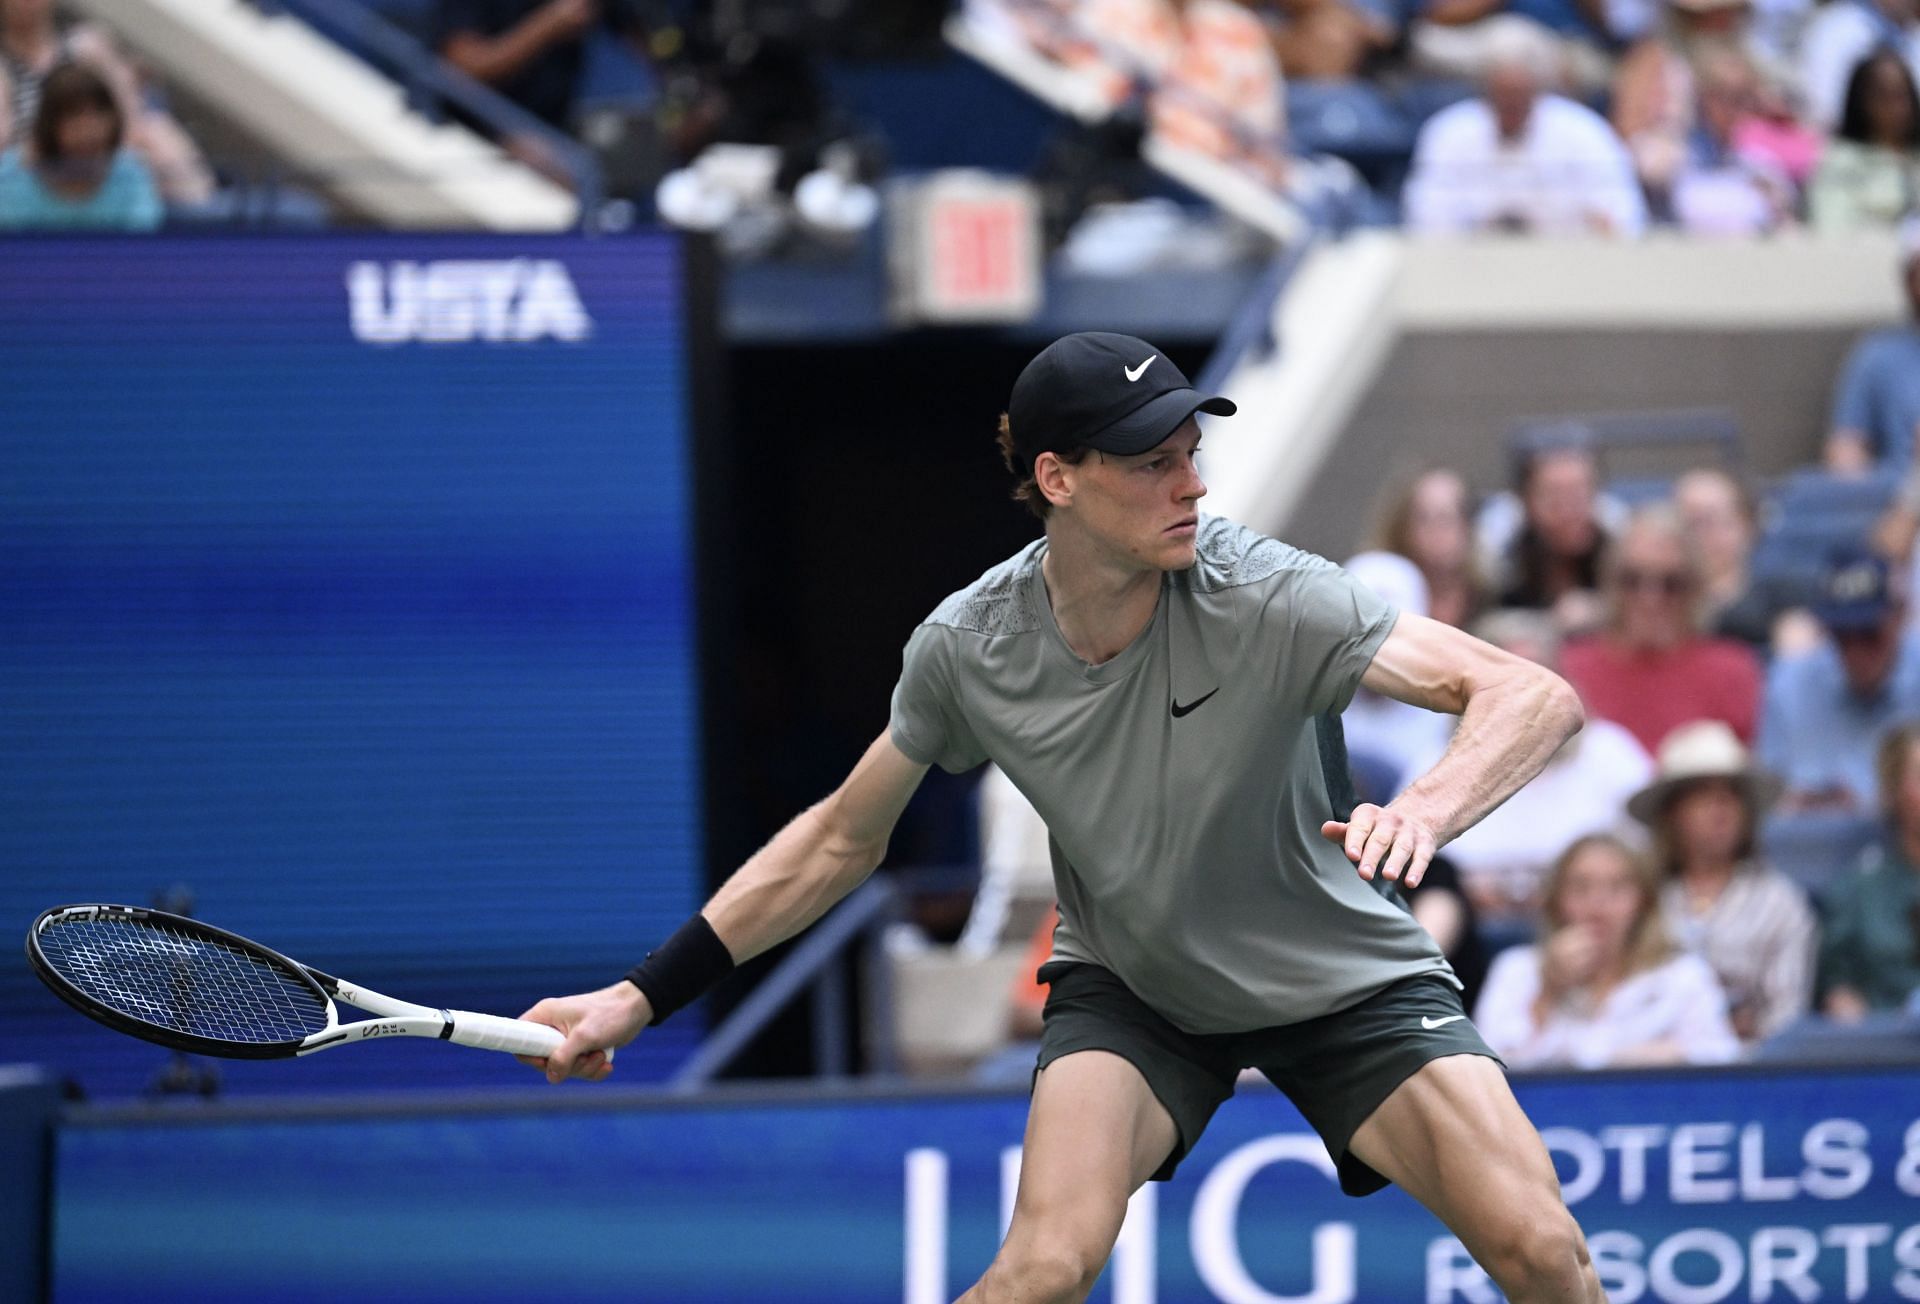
(1033, 962), (1501, 1195)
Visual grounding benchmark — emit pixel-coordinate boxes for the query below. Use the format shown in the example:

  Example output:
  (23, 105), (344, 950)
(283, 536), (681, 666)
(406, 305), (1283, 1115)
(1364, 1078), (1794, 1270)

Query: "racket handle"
(444, 1010), (566, 1058)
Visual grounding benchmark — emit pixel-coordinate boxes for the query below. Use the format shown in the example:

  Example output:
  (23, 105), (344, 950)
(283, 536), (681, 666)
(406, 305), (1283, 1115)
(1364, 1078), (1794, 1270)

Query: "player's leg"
(957, 1049), (1177, 1304)
(1347, 1053), (1605, 1303)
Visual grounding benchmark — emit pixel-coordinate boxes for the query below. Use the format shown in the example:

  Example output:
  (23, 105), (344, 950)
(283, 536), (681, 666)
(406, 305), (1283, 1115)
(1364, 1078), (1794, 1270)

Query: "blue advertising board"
(1, 234), (705, 1095)
(49, 1066), (1920, 1302)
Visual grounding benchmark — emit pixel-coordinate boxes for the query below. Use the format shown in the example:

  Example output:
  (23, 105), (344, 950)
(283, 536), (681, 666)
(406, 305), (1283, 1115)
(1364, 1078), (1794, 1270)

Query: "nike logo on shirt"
(1421, 1014), (1466, 1030)
(1170, 688), (1218, 718)
(1124, 355), (1156, 382)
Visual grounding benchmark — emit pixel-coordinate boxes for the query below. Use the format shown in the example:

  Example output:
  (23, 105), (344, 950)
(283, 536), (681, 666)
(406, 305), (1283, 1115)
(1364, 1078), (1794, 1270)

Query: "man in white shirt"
(1404, 20), (1649, 235)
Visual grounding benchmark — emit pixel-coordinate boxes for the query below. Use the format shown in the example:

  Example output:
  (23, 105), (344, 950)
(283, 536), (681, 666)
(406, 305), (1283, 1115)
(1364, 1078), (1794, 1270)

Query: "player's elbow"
(1537, 669), (1584, 742)
(811, 794), (889, 881)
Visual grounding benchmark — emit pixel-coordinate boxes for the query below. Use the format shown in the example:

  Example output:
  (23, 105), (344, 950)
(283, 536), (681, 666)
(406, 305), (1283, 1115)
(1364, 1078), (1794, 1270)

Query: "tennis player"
(523, 332), (1604, 1302)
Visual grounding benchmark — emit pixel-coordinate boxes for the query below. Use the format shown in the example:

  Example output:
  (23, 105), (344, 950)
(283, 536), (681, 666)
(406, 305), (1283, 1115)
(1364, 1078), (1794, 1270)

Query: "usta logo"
(347, 259), (592, 344)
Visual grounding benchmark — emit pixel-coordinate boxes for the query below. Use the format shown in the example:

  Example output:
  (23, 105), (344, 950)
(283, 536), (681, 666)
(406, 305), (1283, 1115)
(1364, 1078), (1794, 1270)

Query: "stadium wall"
(1205, 232), (1910, 559)
(44, 1065), (1920, 1303)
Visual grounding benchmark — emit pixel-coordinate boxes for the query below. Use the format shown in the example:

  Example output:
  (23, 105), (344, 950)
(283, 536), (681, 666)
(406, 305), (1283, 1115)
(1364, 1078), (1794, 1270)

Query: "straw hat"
(1626, 720), (1781, 824)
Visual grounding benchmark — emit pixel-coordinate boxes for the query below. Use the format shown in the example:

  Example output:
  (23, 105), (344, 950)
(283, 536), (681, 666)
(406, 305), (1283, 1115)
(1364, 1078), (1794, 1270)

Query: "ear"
(1033, 451), (1076, 511)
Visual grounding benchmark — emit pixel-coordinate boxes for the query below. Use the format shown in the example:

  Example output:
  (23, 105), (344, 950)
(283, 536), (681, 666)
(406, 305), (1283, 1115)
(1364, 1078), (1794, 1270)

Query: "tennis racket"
(26, 903), (568, 1062)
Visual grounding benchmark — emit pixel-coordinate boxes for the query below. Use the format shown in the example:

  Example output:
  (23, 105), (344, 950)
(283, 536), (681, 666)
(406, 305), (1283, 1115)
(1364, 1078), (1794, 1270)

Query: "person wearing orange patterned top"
(1073, 0), (1292, 184)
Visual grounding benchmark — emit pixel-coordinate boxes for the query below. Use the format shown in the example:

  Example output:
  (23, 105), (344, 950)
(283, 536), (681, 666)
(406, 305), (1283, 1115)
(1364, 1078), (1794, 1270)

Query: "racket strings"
(38, 917), (329, 1044)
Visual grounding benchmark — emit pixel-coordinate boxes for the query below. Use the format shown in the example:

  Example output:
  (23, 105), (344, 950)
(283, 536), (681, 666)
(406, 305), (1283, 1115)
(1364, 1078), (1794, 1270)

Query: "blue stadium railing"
(257, 0), (604, 220)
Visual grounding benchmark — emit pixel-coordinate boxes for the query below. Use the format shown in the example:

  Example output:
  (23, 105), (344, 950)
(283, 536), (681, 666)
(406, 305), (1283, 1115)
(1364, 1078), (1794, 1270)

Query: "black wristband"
(625, 914), (734, 1025)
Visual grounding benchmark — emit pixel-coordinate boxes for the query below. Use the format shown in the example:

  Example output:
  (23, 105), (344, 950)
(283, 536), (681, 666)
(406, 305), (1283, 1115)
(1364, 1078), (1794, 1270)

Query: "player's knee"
(1479, 1206), (1588, 1295)
(994, 1228), (1111, 1302)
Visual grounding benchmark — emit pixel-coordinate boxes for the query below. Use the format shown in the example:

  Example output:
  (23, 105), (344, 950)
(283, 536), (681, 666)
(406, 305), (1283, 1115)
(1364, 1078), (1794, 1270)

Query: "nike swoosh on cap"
(1421, 1014), (1466, 1030)
(1124, 355), (1156, 382)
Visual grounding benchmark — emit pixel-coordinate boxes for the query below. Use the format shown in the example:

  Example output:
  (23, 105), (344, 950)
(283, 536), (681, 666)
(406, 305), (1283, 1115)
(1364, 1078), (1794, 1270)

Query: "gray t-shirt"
(889, 516), (1453, 1034)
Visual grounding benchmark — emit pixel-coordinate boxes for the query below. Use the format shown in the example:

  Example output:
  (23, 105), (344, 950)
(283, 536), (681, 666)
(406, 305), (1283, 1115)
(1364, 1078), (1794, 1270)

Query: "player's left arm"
(1320, 612), (1584, 887)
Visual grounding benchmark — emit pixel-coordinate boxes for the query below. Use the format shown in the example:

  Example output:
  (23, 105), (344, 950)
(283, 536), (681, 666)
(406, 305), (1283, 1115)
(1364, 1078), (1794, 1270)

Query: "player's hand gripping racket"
(26, 903), (574, 1063)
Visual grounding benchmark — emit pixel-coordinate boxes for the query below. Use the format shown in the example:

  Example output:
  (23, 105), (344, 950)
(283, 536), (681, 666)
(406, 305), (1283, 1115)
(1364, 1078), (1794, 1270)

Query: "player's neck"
(1039, 528), (1163, 666)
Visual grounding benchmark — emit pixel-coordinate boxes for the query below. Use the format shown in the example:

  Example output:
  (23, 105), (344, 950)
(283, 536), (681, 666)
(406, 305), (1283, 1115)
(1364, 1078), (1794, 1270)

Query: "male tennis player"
(523, 333), (1604, 1302)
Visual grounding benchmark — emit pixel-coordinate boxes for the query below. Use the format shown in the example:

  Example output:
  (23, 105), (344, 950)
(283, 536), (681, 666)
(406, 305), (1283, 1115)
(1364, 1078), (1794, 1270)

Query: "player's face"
(1068, 419), (1208, 571)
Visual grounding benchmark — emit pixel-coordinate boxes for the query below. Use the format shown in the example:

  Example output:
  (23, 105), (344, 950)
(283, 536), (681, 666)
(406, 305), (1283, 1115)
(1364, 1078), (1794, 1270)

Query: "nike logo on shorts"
(1124, 355), (1156, 382)
(1421, 1014), (1466, 1030)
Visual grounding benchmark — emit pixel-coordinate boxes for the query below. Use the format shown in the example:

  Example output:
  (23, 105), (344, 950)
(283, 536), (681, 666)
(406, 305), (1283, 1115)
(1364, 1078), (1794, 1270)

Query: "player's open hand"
(1320, 803), (1437, 888)
(517, 981), (652, 1084)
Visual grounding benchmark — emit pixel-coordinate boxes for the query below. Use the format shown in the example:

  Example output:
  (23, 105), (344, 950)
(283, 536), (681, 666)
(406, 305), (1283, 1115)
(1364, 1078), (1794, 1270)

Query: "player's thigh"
(1346, 1052), (1566, 1235)
(1009, 1049), (1180, 1241)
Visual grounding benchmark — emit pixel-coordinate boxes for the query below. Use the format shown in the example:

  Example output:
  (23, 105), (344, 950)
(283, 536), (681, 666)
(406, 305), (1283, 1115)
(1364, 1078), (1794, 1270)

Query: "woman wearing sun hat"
(1629, 719), (1818, 1046)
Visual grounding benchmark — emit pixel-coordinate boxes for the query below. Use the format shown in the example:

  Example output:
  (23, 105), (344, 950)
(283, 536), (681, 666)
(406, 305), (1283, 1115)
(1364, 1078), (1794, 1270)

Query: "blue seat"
(1605, 475), (1675, 508)
(1759, 810), (1882, 900)
(1767, 466), (1904, 516)
(1286, 81), (1415, 160)
(1751, 507), (1883, 593)
(1752, 1012), (1920, 1066)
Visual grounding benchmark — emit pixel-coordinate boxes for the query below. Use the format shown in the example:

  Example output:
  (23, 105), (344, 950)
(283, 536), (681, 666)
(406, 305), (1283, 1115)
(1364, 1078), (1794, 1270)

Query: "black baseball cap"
(1007, 332), (1235, 473)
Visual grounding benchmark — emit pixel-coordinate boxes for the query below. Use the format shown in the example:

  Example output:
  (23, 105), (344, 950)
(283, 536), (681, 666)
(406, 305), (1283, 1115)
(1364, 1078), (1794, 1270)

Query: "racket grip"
(445, 1010), (566, 1058)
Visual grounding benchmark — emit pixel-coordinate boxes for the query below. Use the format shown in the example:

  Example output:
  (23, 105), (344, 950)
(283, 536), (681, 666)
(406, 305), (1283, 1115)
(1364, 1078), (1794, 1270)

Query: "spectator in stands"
(1373, 467), (1487, 629)
(1489, 439), (1612, 630)
(1407, 610), (1652, 922)
(1474, 833), (1742, 1067)
(1629, 720), (1815, 1044)
(1799, 0), (1920, 133)
(0, 0), (210, 206)
(1404, 22), (1649, 235)
(1398, 853), (1494, 1011)
(1053, 0), (1293, 186)
(1674, 465), (1806, 650)
(1665, 44), (1800, 234)
(1340, 551), (1458, 794)
(1159, 0), (1291, 178)
(0, 0), (69, 130)
(77, 34), (212, 209)
(1809, 49), (1920, 230)
(1819, 721), (1920, 1017)
(436, 0), (607, 132)
(1612, 0), (1770, 213)
(1562, 504), (1765, 753)
(1408, 0), (1613, 92)
(1761, 550), (1920, 812)
(1007, 903), (1057, 1043)
(1824, 216), (1920, 476)
(1270, 0), (1399, 78)
(0, 61), (158, 231)
(957, 763), (1056, 958)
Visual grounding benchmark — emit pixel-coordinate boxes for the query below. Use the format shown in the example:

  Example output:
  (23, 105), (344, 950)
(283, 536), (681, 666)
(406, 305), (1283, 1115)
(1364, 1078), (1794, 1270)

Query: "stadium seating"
(1760, 809), (1883, 901)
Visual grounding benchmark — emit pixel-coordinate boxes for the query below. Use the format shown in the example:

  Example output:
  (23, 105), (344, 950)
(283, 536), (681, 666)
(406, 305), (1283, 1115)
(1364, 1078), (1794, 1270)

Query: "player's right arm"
(521, 731), (929, 1082)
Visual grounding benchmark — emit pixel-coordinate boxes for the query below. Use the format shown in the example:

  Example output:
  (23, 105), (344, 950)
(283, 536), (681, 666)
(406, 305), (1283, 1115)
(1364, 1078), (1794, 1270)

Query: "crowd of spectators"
(5, 0), (1917, 239)
(962, 0), (1920, 236)
(0, 0), (211, 231)
(1317, 219), (1920, 1070)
